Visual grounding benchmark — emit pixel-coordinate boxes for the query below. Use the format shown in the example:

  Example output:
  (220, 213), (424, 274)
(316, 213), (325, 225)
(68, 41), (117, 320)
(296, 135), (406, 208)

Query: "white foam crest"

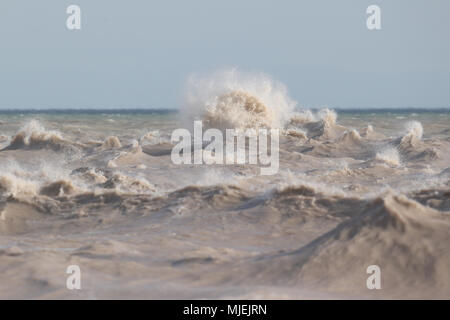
(404, 121), (423, 140)
(0, 161), (74, 197)
(285, 128), (308, 139)
(181, 68), (297, 130)
(13, 120), (63, 146)
(0, 173), (40, 197)
(101, 136), (122, 149)
(317, 108), (337, 127)
(139, 130), (161, 145)
(193, 168), (243, 187)
(103, 173), (155, 194)
(274, 170), (348, 197)
(361, 124), (374, 136)
(375, 147), (401, 166)
(289, 110), (316, 126)
(289, 108), (338, 129)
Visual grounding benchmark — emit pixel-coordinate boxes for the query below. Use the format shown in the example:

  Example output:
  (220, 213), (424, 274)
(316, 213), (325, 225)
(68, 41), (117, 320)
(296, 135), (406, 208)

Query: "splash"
(398, 120), (425, 151)
(101, 173), (155, 194)
(290, 108), (346, 141)
(0, 173), (39, 197)
(3, 120), (83, 151)
(375, 147), (401, 166)
(39, 180), (78, 197)
(337, 129), (362, 144)
(101, 136), (122, 149)
(0, 162), (76, 197)
(404, 121), (423, 140)
(289, 110), (316, 125)
(182, 69), (297, 130)
(361, 125), (376, 138)
(5, 120), (64, 149)
(317, 108), (337, 127)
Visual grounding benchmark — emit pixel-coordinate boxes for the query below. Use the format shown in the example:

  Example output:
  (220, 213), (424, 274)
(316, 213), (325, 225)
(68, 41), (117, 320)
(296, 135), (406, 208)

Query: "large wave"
(181, 68), (297, 130)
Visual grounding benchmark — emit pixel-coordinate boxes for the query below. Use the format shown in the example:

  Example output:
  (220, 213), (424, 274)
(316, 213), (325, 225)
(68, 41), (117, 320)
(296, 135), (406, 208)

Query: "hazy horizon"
(1, 1), (449, 110)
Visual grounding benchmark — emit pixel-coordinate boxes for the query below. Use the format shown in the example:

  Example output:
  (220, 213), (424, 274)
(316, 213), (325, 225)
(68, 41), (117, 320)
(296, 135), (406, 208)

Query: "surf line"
(171, 120), (279, 175)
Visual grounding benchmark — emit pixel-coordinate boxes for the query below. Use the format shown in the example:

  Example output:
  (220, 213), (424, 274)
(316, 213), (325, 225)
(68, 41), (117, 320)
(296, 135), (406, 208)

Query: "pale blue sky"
(0, 0), (449, 109)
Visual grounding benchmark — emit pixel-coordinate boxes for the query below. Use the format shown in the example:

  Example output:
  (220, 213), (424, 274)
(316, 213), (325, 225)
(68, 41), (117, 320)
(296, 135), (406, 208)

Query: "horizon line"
(0, 107), (449, 114)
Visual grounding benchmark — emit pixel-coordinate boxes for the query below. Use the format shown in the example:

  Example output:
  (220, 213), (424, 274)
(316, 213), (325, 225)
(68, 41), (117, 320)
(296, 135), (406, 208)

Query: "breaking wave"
(375, 147), (401, 166)
(0, 81), (449, 299)
(182, 68), (297, 130)
(2, 120), (82, 151)
(404, 120), (423, 140)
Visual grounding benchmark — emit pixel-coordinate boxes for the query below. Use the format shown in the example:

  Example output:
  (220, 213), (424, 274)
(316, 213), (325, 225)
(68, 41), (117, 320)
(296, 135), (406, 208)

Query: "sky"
(0, 0), (449, 109)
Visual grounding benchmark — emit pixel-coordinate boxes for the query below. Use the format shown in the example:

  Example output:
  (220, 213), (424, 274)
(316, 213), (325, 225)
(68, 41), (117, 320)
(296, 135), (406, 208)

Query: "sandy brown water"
(0, 108), (449, 299)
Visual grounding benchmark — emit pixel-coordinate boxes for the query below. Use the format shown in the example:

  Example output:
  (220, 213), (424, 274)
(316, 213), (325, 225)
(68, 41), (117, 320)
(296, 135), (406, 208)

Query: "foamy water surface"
(0, 107), (449, 299)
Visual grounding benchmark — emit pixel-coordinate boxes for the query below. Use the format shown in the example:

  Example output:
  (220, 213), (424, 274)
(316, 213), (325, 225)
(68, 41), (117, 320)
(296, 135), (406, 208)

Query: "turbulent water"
(0, 102), (450, 298)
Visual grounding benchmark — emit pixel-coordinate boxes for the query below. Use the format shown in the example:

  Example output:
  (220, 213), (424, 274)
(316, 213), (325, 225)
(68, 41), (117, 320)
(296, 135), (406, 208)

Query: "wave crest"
(2, 120), (82, 151)
(182, 69), (296, 130)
